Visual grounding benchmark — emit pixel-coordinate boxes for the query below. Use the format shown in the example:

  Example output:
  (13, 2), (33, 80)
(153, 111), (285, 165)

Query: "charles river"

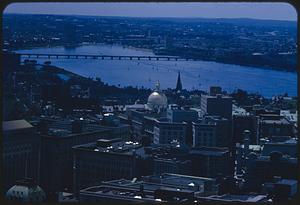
(16, 44), (297, 98)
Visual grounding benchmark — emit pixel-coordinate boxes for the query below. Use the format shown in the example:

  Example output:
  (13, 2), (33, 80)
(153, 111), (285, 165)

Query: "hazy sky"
(4, 2), (297, 21)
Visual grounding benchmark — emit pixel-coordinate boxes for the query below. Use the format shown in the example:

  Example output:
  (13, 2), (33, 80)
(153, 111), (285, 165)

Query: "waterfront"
(15, 44), (297, 98)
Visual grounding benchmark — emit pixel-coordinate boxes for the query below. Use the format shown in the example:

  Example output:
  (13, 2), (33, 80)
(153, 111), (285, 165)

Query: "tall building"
(153, 119), (187, 145)
(3, 51), (21, 71)
(233, 114), (259, 144)
(192, 116), (231, 148)
(209, 86), (222, 96)
(2, 120), (41, 192)
(167, 104), (198, 123)
(38, 119), (112, 197)
(167, 104), (198, 145)
(200, 94), (232, 120)
(175, 71), (182, 92)
(190, 147), (231, 178)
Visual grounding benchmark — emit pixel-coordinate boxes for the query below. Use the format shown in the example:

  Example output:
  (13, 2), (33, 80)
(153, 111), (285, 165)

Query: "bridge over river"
(19, 53), (197, 61)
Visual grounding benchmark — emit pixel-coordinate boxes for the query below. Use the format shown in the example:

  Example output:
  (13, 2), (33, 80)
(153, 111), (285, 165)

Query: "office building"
(167, 104), (198, 123)
(244, 152), (297, 192)
(200, 94), (232, 120)
(259, 114), (294, 138)
(39, 118), (112, 196)
(190, 147), (231, 178)
(72, 138), (148, 195)
(153, 119), (187, 145)
(261, 138), (297, 158)
(3, 120), (41, 192)
(233, 114), (259, 144)
(192, 116), (231, 148)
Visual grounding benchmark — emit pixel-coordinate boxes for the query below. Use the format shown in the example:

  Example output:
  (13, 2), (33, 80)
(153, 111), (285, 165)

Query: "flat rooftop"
(73, 138), (144, 156)
(81, 185), (165, 202)
(3, 120), (33, 131)
(199, 194), (267, 202)
(190, 147), (229, 156)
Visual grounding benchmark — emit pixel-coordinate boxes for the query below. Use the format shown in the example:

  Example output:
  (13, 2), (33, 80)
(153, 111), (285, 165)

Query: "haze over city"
(4, 2), (297, 21)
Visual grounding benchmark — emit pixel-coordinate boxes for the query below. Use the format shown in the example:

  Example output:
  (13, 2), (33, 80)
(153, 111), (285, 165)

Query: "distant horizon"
(4, 12), (297, 23)
(3, 2), (297, 21)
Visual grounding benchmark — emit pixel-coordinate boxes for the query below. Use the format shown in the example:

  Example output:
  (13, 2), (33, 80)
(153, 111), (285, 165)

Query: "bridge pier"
(19, 54), (194, 62)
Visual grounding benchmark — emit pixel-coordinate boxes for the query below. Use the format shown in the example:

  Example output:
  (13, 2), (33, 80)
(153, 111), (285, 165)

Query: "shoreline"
(38, 63), (296, 99)
(12, 43), (296, 73)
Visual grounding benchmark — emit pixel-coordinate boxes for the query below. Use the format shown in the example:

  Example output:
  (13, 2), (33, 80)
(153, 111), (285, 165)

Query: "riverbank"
(10, 42), (296, 73)
(14, 43), (297, 98)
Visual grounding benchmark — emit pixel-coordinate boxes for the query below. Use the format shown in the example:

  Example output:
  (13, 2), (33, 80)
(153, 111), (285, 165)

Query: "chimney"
(140, 184), (145, 197)
(71, 119), (84, 133)
(243, 130), (251, 157)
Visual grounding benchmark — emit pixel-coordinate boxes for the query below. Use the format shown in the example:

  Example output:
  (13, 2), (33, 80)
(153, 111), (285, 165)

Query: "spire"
(176, 71), (182, 91)
(155, 80), (160, 91)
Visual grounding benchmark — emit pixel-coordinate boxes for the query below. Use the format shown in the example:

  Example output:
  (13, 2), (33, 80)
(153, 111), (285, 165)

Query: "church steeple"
(175, 71), (182, 92)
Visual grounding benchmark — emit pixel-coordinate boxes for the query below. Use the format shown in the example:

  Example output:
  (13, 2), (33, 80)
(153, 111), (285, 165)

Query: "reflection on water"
(16, 44), (297, 98)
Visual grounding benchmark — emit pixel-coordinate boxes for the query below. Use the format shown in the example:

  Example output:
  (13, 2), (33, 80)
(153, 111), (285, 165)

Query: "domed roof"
(148, 91), (168, 106)
(147, 81), (167, 109)
(6, 179), (46, 202)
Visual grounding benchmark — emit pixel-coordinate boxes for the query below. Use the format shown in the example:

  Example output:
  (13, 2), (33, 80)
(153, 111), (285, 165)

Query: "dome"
(147, 81), (167, 110)
(6, 179), (46, 202)
(147, 91), (168, 107)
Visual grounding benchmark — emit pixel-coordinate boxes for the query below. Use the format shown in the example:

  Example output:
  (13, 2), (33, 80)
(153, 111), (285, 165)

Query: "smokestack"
(243, 130), (251, 157)
(140, 184), (145, 197)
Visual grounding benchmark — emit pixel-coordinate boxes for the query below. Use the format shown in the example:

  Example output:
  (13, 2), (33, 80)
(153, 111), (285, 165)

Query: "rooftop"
(3, 120), (33, 132)
(80, 185), (166, 202)
(198, 194), (267, 202)
(202, 94), (232, 99)
(190, 147), (229, 156)
(73, 138), (143, 156)
(275, 179), (298, 186)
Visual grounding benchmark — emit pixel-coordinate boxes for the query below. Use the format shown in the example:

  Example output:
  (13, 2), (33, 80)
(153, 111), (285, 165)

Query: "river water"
(15, 44), (297, 98)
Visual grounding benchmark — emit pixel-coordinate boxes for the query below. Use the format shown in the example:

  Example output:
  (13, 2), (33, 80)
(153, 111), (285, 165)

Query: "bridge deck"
(18, 53), (196, 61)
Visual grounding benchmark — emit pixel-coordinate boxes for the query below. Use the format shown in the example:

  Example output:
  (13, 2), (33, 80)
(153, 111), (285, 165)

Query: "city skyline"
(4, 2), (297, 21)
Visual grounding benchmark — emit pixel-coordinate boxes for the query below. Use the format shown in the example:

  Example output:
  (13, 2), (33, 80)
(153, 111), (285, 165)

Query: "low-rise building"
(79, 173), (219, 203)
(259, 114), (294, 138)
(72, 138), (148, 196)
